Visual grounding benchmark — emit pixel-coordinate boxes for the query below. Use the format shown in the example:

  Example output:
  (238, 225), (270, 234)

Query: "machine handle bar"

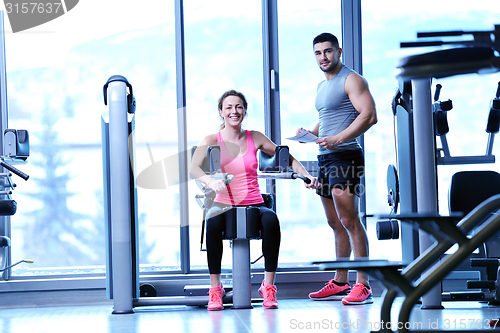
(434, 84), (442, 102)
(400, 40), (478, 48)
(201, 172), (312, 201)
(291, 172), (311, 184)
(258, 171), (311, 184)
(416, 30), (492, 38)
(199, 173), (234, 200)
(0, 161), (29, 181)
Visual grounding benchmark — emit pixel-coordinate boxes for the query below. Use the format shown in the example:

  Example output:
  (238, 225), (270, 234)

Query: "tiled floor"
(1, 297), (500, 333)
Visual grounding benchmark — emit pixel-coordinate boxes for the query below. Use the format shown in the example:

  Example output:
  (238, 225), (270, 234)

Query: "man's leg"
(320, 196), (351, 283)
(331, 186), (369, 286)
(308, 196), (353, 301)
(331, 186), (373, 305)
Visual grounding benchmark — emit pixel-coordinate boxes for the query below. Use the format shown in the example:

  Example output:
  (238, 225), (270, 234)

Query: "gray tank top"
(315, 65), (361, 155)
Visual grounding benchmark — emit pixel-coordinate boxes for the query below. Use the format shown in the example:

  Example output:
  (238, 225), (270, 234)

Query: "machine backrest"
(191, 145), (221, 174)
(259, 146), (290, 173)
(449, 170), (500, 216)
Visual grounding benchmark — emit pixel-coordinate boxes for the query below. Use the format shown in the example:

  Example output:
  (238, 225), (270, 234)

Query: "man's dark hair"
(313, 33), (340, 49)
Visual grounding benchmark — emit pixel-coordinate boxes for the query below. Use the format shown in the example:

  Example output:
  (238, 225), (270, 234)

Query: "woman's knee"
(206, 214), (225, 235)
(260, 210), (280, 230)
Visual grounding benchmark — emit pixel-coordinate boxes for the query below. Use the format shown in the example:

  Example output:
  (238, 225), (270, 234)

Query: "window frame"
(0, 0), (362, 292)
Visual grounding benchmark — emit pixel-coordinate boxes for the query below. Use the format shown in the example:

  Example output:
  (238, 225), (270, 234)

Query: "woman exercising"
(190, 89), (318, 310)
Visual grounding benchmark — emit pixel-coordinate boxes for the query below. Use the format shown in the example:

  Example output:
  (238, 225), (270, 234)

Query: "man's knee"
(327, 218), (344, 230)
(339, 216), (363, 233)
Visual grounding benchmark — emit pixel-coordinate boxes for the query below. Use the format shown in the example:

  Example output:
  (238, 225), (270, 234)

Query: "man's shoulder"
(340, 65), (361, 77)
(317, 79), (327, 88)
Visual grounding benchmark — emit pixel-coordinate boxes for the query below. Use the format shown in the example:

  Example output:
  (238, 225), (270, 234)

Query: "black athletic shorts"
(316, 149), (364, 198)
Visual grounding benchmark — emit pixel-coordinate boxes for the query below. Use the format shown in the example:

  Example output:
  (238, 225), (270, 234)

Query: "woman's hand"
(206, 179), (226, 193)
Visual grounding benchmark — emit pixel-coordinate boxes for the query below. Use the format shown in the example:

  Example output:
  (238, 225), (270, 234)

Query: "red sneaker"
(207, 284), (225, 311)
(341, 283), (373, 305)
(309, 280), (351, 301)
(258, 280), (278, 309)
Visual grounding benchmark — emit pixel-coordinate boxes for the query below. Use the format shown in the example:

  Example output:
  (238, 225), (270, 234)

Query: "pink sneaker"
(341, 283), (373, 305)
(258, 280), (278, 309)
(309, 280), (351, 301)
(207, 284), (225, 311)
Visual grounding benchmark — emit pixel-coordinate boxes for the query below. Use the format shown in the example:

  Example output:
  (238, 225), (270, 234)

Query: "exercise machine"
(0, 129), (32, 277)
(190, 144), (310, 309)
(102, 75), (310, 313)
(441, 170), (500, 304)
(388, 29), (500, 306)
(379, 82), (500, 246)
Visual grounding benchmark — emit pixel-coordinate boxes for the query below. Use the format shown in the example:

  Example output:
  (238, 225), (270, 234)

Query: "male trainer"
(303, 32), (377, 305)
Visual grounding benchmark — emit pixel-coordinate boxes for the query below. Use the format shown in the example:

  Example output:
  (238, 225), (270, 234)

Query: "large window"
(276, 1), (500, 264)
(6, 1), (177, 275)
(275, 1), (342, 265)
(184, 1), (265, 270)
(4, 0), (500, 279)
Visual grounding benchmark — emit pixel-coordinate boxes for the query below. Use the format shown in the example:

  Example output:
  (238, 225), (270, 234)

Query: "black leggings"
(205, 203), (281, 274)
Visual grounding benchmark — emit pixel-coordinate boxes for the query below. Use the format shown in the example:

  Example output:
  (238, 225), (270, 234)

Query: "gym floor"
(1, 297), (499, 333)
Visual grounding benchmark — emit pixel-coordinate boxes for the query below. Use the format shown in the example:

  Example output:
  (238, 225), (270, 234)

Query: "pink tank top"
(215, 130), (264, 206)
